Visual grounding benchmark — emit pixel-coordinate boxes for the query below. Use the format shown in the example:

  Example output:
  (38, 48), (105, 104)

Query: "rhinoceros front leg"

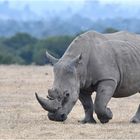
(130, 105), (140, 123)
(95, 80), (117, 123)
(78, 92), (96, 124)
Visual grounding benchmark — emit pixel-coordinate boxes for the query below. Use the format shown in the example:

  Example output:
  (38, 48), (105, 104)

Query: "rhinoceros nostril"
(47, 95), (54, 100)
(60, 114), (67, 120)
(48, 112), (55, 120)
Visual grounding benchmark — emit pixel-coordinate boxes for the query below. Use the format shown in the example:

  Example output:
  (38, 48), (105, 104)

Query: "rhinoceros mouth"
(48, 112), (67, 122)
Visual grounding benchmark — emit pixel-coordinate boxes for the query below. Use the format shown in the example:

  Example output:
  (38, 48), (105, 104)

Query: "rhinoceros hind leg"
(78, 92), (96, 124)
(130, 105), (140, 123)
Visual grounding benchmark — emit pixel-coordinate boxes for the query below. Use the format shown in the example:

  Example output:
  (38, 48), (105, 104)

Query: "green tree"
(103, 27), (119, 33)
(33, 47), (46, 65)
(18, 45), (34, 64)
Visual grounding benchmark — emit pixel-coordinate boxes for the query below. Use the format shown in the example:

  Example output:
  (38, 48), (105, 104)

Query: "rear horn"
(46, 50), (59, 65)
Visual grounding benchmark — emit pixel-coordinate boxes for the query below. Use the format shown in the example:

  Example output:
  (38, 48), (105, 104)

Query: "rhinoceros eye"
(64, 90), (70, 97)
(65, 93), (69, 98)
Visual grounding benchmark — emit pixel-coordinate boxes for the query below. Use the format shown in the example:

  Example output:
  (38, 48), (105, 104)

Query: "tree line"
(0, 33), (74, 65)
(0, 28), (118, 65)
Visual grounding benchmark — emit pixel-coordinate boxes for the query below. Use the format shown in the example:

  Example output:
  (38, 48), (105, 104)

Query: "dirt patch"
(0, 65), (140, 139)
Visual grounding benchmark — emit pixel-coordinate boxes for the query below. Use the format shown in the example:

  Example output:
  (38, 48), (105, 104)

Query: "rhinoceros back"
(106, 40), (140, 97)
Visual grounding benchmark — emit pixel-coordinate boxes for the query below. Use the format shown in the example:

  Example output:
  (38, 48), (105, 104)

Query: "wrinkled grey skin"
(36, 31), (140, 123)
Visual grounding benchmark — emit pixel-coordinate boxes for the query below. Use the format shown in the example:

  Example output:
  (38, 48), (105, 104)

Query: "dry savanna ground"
(0, 65), (140, 139)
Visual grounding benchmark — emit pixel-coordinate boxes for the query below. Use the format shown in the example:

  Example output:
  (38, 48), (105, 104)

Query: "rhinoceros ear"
(46, 50), (59, 65)
(71, 54), (82, 67)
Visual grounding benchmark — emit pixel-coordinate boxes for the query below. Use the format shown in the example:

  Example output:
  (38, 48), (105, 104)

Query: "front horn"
(46, 50), (59, 65)
(35, 93), (61, 112)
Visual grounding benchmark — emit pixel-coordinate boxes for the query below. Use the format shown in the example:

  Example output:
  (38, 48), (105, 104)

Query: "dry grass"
(0, 65), (140, 139)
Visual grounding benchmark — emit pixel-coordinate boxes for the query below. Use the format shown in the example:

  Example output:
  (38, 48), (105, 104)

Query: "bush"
(0, 52), (25, 64)
(3, 33), (37, 49)
(19, 45), (34, 64)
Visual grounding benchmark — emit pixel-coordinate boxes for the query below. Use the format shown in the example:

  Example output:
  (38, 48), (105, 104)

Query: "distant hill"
(0, 0), (140, 37)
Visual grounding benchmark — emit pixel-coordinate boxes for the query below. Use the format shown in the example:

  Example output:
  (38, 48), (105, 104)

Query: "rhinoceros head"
(35, 51), (82, 122)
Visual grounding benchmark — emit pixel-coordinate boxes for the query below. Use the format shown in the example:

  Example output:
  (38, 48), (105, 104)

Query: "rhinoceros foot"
(130, 105), (140, 123)
(97, 108), (113, 124)
(130, 117), (140, 123)
(78, 117), (96, 124)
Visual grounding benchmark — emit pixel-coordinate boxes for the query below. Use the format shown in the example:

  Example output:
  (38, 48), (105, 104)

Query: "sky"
(6, 0), (140, 4)
(1, 0), (140, 5)
(99, 0), (140, 5)
(0, 0), (140, 13)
